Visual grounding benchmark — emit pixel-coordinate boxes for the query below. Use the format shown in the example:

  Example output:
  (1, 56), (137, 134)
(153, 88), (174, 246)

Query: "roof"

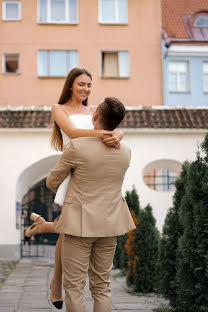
(162, 0), (208, 44)
(0, 107), (208, 129)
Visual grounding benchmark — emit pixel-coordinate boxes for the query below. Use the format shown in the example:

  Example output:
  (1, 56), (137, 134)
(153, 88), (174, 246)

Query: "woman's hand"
(102, 129), (124, 149)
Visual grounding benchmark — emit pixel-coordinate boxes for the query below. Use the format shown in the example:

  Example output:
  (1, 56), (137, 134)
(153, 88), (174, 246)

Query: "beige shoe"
(24, 213), (45, 241)
(50, 279), (63, 310)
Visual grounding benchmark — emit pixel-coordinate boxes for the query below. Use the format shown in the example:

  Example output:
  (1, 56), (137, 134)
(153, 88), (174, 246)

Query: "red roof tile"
(162, 0), (208, 43)
(0, 108), (208, 129)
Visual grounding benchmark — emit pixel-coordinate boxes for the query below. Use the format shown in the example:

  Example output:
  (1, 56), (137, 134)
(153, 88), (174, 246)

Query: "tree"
(175, 137), (208, 312)
(114, 187), (140, 272)
(124, 187), (140, 285)
(158, 162), (189, 306)
(134, 204), (160, 292)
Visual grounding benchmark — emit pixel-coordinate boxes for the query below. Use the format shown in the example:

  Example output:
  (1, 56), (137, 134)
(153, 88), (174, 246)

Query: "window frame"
(38, 49), (78, 77)
(168, 60), (190, 93)
(98, 0), (128, 24)
(2, 53), (20, 75)
(101, 50), (129, 78)
(143, 169), (178, 192)
(37, 0), (78, 24)
(2, 1), (21, 21)
(203, 61), (208, 93)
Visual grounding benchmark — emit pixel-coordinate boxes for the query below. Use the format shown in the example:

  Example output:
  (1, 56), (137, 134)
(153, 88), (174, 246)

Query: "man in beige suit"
(46, 97), (135, 312)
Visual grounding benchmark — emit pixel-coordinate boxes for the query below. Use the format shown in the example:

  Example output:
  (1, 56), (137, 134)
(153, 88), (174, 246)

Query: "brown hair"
(51, 67), (92, 151)
(97, 97), (126, 131)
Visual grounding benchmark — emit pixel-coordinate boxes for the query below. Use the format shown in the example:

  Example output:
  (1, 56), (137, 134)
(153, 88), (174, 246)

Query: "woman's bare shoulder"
(51, 104), (69, 117)
(52, 103), (61, 111)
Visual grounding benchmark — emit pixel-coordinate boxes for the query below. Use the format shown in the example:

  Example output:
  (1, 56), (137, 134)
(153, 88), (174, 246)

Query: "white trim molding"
(167, 44), (208, 56)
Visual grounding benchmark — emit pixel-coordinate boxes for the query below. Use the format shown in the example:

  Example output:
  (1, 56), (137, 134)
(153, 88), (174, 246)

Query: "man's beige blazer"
(46, 137), (136, 237)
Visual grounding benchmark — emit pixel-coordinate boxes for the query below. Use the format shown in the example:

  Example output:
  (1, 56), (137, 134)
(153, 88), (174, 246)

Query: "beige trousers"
(61, 235), (117, 312)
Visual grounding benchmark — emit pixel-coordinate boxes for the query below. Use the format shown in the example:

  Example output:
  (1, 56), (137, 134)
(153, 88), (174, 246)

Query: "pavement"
(0, 246), (168, 312)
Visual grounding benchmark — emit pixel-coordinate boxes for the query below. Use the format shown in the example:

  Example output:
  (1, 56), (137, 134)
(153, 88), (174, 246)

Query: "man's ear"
(92, 111), (99, 123)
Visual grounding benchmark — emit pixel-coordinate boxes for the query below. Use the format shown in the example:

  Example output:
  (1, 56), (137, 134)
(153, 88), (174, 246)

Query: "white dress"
(54, 114), (93, 206)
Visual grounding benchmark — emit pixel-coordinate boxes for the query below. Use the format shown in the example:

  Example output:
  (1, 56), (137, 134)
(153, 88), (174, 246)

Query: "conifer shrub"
(134, 204), (160, 292)
(113, 234), (128, 269)
(158, 162), (189, 306)
(175, 136), (208, 312)
(114, 187), (140, 271)
(124, 187), (140, 285)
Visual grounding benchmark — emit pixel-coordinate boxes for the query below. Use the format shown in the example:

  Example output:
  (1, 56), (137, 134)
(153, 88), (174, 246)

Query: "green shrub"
(158, 163), (189, 306)
(134, 204), (160, 292)
(153, 305), (173, 312)
(124, 187), (140, 285)
(175, 137), (208, 311)
(114, 187), (140, 272)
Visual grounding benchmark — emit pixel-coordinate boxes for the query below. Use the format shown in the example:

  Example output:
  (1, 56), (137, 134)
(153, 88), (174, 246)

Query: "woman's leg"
(25, 217), (63, 299)
(51, 234), (63, 300)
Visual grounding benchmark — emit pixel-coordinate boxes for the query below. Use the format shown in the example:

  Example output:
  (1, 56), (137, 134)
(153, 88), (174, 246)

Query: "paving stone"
(0, 246), (168, 311)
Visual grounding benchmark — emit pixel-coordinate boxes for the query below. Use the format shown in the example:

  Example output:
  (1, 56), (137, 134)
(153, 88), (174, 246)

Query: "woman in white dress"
(25, 67), (123, 309)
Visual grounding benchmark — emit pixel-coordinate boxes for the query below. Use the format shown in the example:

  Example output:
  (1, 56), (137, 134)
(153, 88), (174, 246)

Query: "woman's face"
(71, 74), (92, 102)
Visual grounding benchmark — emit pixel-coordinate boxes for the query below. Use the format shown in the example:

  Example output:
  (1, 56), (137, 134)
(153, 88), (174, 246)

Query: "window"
(203, 62), (208, 92)
(99, 0), (128, 24)
(144, 169), (178, 192)
(3, 53), (20, 74)
(194, 16), (208, 27)
(38, 0), (78, 24)
(38, 50), (78, 77)
(2, 1), (21, 21)
(168, 61), (189, 92)
(101, 51), (129, 78)
(143, 159), (181, 192)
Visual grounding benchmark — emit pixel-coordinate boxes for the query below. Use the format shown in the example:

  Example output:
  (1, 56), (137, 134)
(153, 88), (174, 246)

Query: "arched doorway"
(22, 178), (60, 244)
(16, 154), (61, 257)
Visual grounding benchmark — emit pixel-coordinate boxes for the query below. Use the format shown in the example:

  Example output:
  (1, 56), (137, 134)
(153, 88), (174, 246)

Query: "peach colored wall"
(0, 0), (162, 107)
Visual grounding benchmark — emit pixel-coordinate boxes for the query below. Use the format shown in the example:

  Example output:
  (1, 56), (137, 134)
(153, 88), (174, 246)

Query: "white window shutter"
(69, 51), (78, 71)
(118, 51), (129, 77)
(100, 0), (115, 23)
(68, 0), (78, 23)
(50, 51), (67, 76)
(118, 0), (128, 23)
(38, 51), (48, 76)
(39, 0), (47, 22)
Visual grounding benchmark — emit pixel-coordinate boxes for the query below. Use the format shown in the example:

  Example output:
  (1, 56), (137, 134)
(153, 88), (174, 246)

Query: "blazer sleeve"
(46, 140), (76, 193)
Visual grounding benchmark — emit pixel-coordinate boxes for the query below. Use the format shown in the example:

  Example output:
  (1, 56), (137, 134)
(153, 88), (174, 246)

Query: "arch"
(185, 11), (208, 40)
(192, 11), (208, 27)
(16, 154), (60, 203)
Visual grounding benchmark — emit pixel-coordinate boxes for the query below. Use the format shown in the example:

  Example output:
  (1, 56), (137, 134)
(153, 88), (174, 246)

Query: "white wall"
(0, 129), (60, 247)
(0, 128), (206, 253)
(122, 130), (206, 231)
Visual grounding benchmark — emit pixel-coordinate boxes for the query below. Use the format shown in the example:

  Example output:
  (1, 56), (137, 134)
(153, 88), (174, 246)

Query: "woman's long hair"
(51, 67), (92, 151)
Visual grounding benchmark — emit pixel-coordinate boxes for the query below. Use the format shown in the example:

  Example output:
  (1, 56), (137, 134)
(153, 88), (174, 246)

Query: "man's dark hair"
(97, 97), (126, 130)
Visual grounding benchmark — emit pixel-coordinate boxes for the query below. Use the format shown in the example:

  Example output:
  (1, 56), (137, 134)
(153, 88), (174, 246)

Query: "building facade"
(162, 0), (208, 107)
(0, 0), (162, 107)
(0, 107), (207, 259)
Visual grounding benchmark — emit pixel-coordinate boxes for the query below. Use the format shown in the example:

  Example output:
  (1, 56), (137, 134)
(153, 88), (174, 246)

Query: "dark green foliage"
(134, 204), (160, 292)
(158, 134), (208, 311)
(113, 187), (140, 270)
(153, 305), (174, 312)
(125, 187), (140, 218)
(124, 187), (140, 286)
(175, 144), (208, 312)
(158, 162), (189, 305)
(113, 234), (128, 269)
